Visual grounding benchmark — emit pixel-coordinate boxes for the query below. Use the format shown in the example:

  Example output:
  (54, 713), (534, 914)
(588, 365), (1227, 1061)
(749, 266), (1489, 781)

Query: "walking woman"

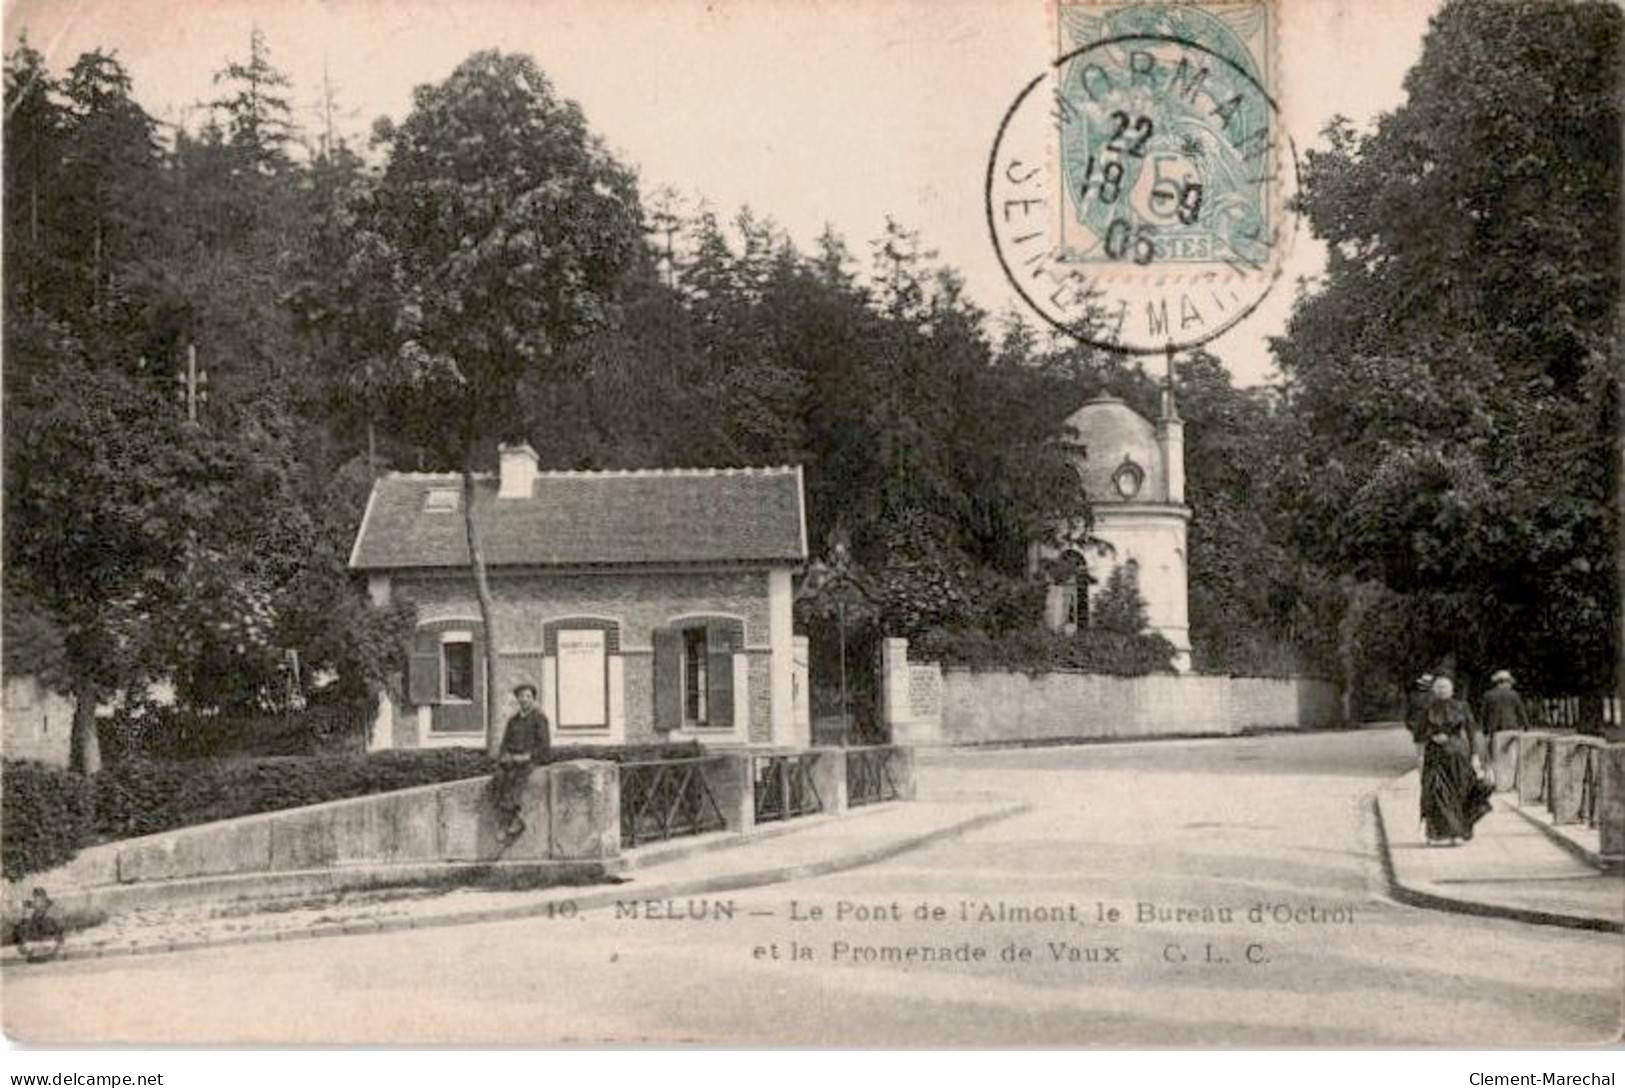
(1411, 674), (1492, 845)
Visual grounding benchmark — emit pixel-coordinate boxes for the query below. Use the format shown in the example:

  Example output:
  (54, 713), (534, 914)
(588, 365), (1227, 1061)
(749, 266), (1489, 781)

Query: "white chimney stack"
(498, 442), (539, 498)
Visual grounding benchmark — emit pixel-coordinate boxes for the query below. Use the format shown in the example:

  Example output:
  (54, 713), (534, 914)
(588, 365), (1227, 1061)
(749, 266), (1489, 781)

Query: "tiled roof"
(349, 466), (808, 571)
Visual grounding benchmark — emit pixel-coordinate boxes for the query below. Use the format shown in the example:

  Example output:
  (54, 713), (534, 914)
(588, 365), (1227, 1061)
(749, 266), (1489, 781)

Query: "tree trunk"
(462, 463), (503, 757)
(69, 694), (101, 776)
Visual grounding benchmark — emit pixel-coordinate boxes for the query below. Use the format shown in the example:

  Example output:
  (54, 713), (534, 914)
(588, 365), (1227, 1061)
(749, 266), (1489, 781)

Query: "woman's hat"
(1415, 673), (1434, 690)
(1491, 669), (1514, 684)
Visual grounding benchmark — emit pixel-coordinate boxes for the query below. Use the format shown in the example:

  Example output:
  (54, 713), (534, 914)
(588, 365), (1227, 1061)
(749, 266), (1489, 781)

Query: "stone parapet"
(1600, 745), (1625, 860)
(1490, 732), (1520, 792)
(1549, 736), (1601, 825)
(1516, 732), (1554, 806)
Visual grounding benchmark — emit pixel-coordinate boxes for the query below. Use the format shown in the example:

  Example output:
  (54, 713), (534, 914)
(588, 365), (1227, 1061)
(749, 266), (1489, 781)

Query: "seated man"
(493, 683), (551, 841)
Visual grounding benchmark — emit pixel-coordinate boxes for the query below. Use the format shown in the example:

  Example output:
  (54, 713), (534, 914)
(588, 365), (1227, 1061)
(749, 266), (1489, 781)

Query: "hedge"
(97, 698), (373, 763)
(4, 743), (705, 877)
(1, 760), (96, 881)
(916, 626), (1177, 677)
(92, 742), (703, 842)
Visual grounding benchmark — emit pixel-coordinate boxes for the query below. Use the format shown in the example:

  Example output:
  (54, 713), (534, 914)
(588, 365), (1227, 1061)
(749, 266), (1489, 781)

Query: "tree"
(210, 28), (295, 176)
(1274, 0), (1620, 706)
(57, 50), (162, 320)
(4, 38), (65, 312)
(3, 314), (186, 771)
(363, 51), (645, 751)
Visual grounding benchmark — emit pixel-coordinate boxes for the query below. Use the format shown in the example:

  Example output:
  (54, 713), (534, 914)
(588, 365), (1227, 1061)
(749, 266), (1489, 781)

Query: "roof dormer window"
(424, 488), (460, 513)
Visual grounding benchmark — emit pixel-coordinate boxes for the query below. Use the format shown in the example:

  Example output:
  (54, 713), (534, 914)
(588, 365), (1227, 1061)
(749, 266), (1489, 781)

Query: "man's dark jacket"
(1481, 686), (1530, 736)
(501, 708), (551, 760)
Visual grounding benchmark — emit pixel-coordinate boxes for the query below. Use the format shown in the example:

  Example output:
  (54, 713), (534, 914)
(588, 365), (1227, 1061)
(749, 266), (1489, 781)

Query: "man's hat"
(513, 682), (538, 698)
(1491, 669), (1514, 684)
(1415, 673), (1434, 690)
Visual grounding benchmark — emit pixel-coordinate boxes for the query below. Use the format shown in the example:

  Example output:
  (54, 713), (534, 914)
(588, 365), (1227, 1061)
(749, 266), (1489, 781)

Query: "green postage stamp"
(987, 0), (1297, 353)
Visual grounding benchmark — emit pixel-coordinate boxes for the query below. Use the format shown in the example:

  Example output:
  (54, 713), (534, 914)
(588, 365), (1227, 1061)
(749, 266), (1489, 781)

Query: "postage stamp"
(987, 0), (1298, 353)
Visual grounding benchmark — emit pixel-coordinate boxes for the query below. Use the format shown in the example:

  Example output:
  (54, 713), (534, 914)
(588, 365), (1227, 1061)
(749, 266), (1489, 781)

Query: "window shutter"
(652, 626), (681, 732)
(407, 627), (441, 705)
(706, 623), (734, 729)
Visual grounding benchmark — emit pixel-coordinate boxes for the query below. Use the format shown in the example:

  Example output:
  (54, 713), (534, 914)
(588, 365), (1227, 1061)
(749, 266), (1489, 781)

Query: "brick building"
(349, 445), (810, 751)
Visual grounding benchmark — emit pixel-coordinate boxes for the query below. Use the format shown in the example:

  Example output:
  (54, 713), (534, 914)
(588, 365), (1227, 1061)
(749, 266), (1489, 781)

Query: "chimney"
(498, 442), (539, 499)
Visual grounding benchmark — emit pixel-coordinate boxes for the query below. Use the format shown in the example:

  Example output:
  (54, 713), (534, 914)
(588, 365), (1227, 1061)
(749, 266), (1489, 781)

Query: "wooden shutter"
(705, 623), (734, 729)
(407, 627), (441, 705)
(652, 626), (681, 732)
(434, 636), (484, 734)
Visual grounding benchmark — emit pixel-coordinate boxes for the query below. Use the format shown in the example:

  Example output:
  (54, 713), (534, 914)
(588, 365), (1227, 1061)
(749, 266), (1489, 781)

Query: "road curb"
(1366, 783), (1621, 934)
(2, 801), (1027, 971)
(1497, 797), (1623, 873)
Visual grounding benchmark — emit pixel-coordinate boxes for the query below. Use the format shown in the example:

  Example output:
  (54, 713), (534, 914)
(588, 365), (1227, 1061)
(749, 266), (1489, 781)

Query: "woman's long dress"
(1416, 700), (1491, 841)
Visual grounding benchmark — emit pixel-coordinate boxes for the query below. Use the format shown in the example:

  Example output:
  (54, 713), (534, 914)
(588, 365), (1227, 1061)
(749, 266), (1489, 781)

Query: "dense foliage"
(3, 35), (415, 770)
(1275, 0), (1620, 706)
(0, 761), (96, 880)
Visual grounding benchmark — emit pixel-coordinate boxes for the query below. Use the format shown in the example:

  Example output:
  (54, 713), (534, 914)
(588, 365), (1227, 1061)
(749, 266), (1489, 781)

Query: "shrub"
(91, 741), (701, 842)
(917, 625), (1176, 677)
(98, 698), (374, 764)
(1, 760), (96, 880)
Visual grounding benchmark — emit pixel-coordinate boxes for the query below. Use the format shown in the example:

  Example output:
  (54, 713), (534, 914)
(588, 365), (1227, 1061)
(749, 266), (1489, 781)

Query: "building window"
(653, 617), (742, 733)
(1112, 456), (1145, 499)
(682, 627), (709, 723)
(442, 635), (474, 702)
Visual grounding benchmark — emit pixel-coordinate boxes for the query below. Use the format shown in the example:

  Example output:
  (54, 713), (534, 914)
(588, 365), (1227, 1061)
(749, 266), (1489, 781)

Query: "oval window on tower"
(1111, 456), (1144, 500)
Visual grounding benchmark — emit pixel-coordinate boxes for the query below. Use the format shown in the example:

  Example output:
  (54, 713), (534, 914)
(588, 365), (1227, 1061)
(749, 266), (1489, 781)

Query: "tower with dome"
(1039, 377), (1192, 673)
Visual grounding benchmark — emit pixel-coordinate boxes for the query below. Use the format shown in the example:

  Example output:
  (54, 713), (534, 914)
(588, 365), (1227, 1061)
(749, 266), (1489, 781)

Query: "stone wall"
(931, 669), (1341, 745)
(4, 761), (617, 914)
(2, 675), (74, 767)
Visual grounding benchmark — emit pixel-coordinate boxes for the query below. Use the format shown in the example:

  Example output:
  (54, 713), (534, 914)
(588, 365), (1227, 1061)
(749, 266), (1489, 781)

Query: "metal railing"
(846, 746), (900, 808)
(753, 753), (822, 824)
(1579, 742), (1603, 829)
(1531, 695), (1621, 731)
(619, 757), (728, 848)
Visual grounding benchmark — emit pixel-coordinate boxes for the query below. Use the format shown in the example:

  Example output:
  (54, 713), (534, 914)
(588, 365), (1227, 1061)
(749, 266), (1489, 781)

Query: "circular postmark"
(987, 28), (1300, 354)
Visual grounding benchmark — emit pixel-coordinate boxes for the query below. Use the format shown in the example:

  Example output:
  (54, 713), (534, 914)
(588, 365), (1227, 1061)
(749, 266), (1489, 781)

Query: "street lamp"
(801, 540), (868, 746)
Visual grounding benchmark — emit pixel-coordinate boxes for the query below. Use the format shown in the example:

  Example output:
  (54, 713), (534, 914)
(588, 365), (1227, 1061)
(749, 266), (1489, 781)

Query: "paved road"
(6, 729), (1621, 1046)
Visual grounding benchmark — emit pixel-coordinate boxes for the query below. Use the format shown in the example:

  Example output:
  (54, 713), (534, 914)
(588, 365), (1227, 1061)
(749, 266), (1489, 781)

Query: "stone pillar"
(889, 745), (918, 801)
(1491, 731), (1520, 793)
(699, 754), (756, 834)
(547, 760), (619, 860)
(810, 748), (848, 815)
(1516, 732), (1553, 806)
(791, 635), (812, 749)
(369, 689), (394, 753)
(1549, 736), (1595, 824)
(1597, 745), (1625, 860)
(879, 638), (910, 736)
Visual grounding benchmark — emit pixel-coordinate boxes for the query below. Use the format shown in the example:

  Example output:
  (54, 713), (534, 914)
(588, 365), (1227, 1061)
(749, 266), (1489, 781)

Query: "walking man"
(1482, 669), (1530, 743)
(494, 683), (551, 841)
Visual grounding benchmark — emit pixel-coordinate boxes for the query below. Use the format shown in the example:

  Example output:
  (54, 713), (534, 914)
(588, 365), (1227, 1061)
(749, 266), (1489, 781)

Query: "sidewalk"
(1371, 771), (1623, 933)
(1, 797), (1022, 968)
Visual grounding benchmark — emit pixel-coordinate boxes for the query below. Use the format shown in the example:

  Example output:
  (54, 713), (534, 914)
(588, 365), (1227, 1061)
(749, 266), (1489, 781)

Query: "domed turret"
(1063, 395), (1167, 504)
(1039, 390), (1192, 672)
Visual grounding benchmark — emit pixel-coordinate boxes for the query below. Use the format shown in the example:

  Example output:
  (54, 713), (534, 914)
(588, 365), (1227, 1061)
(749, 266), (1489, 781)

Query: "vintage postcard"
(1, 0), (1620, 1060)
